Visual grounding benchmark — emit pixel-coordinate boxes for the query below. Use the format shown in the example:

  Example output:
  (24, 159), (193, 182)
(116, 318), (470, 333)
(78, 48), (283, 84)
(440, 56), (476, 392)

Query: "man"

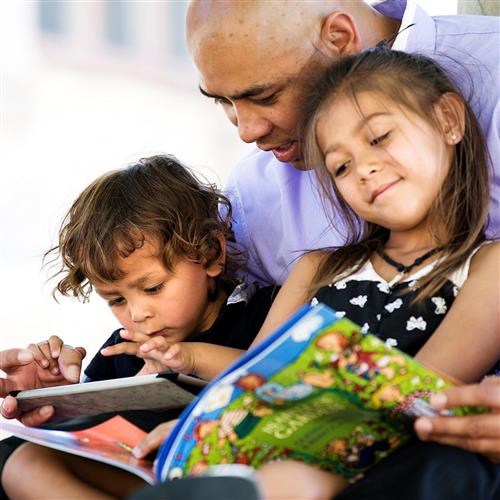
(184, 0), (500, 497)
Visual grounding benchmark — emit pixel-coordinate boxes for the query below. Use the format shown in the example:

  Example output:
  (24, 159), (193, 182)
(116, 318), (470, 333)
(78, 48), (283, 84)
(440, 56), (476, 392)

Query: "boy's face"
(92, 240), (223, 344)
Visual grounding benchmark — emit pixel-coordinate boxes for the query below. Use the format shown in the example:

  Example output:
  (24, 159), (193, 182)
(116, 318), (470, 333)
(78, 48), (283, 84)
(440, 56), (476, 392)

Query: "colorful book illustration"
(2, 304), (480, 484)
(1, 416), (156, 484)
(156, 304), (478, 481)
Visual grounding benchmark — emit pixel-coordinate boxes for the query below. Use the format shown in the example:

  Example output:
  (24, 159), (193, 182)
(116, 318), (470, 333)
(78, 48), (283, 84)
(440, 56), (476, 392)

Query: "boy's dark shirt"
(84, 284), (279, 382)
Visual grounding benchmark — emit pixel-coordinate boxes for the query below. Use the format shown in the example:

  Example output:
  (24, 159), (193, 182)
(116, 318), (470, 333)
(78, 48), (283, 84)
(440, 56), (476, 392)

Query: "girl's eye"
(370, 132), (390, 146)
(108, 297), (124, 307)
(145, 283), (164, 295)
(334, 162), (350, 177)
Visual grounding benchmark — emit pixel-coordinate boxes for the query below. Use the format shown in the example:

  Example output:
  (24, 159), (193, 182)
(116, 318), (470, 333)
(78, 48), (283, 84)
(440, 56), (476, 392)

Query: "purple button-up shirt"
(224, 1), (500, 286)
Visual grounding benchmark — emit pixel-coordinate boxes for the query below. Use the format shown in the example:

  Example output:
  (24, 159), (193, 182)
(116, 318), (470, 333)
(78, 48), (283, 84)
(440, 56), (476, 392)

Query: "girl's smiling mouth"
(371, 179), (401, 203)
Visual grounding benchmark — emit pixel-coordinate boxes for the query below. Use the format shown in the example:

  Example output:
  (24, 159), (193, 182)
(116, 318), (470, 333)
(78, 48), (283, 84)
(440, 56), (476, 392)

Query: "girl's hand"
(132, 419), (179, 460)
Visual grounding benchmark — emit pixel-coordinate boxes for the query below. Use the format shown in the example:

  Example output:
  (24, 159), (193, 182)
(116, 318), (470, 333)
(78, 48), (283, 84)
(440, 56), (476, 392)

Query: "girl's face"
(316, 91), (454, 233)
(92, 240), (223, 343)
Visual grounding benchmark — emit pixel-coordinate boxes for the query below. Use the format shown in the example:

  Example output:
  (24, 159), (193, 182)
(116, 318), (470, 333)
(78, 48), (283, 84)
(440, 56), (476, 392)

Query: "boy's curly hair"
(46, 154), (241, 301)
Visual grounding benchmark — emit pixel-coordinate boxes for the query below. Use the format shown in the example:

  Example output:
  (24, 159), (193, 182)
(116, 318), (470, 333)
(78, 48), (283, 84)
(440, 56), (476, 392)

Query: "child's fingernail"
(41, 359), (49, 367)
(18, 350), (33, 363)
(430, 392), (447, 408)
(132, 446), (143, 458)
(415, 418), (433, 438)
(52, 366), (60, 375)
(120, 330), (129, 337)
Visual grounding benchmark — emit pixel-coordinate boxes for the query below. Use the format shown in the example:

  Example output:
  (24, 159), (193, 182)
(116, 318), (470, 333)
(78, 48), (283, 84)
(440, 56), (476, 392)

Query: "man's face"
(193, 32), (325, 168)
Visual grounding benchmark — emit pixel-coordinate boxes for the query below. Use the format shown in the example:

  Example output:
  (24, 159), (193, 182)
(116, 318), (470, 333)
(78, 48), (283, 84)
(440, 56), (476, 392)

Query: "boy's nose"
(129, 304), (152, 323)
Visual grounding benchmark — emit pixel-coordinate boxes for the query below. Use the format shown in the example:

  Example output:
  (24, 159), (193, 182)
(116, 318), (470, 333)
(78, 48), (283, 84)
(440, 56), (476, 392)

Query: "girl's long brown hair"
(303, 48), (490, 300)
(45, 154), (241, 301)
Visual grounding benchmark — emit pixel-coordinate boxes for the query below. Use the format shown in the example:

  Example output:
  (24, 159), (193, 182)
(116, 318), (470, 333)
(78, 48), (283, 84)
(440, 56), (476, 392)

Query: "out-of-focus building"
(1, 1), (250, 360)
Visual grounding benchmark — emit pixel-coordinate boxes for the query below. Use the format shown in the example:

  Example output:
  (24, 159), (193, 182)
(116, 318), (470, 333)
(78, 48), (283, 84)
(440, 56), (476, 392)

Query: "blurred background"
(0, 0), (469, 370)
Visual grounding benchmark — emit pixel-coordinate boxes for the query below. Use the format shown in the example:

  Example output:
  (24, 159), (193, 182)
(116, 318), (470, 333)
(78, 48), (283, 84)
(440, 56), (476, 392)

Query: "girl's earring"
(450, 132), (457, 143)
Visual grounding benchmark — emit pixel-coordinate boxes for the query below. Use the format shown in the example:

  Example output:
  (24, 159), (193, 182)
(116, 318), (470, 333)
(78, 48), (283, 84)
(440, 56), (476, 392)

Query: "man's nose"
(234, 105), (272, 144)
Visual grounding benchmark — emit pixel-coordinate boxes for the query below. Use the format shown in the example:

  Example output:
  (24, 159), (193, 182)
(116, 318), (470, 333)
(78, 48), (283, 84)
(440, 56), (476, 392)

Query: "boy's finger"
(133, 421), (178, 458)
(120, 329), (149, 343)
(101, 342), (140, 357)
(140, 336), (169, 353)
(58, 346), (86, 382)
(1, 395), (19, 418)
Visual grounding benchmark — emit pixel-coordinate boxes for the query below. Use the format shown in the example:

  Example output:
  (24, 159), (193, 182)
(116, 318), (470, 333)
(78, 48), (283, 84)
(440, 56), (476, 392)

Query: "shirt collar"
(391, 2), (437, 55)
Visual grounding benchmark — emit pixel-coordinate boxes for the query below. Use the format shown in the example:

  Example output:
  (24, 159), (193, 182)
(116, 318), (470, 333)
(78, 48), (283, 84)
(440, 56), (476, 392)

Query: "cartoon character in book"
(299, 369), (336, 388)
(236, 373), (266, 391)
(315, 331), (350, 352)
(255, 381), (315, 405)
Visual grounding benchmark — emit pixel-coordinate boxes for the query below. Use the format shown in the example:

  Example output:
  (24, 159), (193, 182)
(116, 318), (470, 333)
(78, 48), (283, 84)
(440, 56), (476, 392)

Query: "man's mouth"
(270, 141), (302, 164)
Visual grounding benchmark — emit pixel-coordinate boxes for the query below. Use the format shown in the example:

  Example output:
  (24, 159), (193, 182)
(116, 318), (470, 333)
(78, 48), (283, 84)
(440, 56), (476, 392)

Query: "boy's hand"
(415, 377), (500, 462)
(132, 419), (179, 460)
(101, 330), (196, 375)
(0, 339), (86, 425)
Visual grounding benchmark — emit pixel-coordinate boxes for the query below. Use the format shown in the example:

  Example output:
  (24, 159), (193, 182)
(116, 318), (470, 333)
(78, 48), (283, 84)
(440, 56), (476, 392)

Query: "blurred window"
(168, 1), (189, 61)
(105, 0), (133, 46)
(38, 0), (67, 34)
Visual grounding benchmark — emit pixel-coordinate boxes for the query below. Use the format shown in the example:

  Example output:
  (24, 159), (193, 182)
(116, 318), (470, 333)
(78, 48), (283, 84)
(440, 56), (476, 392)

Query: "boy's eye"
(370, 132), (390, 146)
(108, 297), (124, 307)
(145, 283), (164, 294)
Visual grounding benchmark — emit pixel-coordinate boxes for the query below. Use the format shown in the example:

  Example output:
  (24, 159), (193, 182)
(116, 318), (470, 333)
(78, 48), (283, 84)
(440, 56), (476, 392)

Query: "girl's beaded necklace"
(376, 246), (441, 288)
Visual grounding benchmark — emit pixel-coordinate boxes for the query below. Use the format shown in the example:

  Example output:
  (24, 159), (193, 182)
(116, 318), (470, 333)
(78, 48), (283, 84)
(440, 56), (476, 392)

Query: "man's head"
(187, 1), (398, 168)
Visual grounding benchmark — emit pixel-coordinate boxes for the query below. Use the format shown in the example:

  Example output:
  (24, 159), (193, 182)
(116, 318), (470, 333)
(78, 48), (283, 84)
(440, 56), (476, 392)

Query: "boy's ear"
(436, 92), (466, 145)
(205, 232), (226, 278)
(319, 11), (361, 58)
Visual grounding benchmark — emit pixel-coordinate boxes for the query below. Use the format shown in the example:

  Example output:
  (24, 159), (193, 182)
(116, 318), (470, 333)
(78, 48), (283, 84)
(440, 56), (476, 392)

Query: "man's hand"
(132, 419), (179, 460)
(101, 330), (196, 375)
(415, 377), (500, 462)
(0, 337), (86, 426)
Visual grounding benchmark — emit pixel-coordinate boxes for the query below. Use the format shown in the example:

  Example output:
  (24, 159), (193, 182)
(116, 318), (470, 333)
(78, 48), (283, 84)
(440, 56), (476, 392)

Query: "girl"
(239, 47), (500, 498)
(1, 154), (278, 499)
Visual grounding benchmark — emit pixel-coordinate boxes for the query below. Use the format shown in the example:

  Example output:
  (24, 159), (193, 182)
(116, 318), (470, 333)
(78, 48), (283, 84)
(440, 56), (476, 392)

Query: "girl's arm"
(415, 242), (500, 383)
(165, 251), (327, 380)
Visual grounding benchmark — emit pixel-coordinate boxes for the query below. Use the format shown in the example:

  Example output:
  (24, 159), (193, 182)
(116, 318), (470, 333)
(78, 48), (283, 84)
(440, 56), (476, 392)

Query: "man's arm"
(415, 377), (500, 462)
(0, 340), (86, 426)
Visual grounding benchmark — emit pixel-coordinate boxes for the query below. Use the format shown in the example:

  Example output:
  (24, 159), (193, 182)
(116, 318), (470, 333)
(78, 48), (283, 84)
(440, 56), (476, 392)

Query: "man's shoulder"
(226, 147), (283, 186)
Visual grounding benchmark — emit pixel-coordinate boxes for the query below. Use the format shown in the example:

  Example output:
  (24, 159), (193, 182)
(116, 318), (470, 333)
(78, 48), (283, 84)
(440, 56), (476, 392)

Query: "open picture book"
(3, 303), (480, 484)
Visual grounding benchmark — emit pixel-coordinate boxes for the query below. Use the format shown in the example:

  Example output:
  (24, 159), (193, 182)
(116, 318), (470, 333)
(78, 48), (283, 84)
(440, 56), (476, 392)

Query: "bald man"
(183, 1), (500, 499)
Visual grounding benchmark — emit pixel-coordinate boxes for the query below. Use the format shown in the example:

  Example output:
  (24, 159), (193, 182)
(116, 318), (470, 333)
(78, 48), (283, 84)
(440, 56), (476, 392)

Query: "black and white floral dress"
(311, 250), (480, 358)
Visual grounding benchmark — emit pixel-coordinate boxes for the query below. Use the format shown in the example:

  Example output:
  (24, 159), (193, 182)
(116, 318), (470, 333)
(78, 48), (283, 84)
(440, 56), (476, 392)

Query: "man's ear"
(205, 232), (226, 278)
(319, 11), (361, 58)
(435, 92), (466, 145)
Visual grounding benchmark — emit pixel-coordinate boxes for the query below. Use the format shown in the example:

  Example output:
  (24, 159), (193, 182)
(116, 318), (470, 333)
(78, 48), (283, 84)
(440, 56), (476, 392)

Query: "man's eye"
(252, 93), (278, 106)
(108, 297), (124, 307)
(370, 132), (390, 146)
(214, 97), (231, 106)
(145, 283), (164, 295)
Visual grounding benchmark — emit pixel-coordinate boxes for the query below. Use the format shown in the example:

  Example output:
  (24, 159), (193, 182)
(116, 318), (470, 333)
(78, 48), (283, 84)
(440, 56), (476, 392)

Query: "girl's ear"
(436, 92), (466, 145)
(205, 232), (226, 278)
(319, 11), (361, 57)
